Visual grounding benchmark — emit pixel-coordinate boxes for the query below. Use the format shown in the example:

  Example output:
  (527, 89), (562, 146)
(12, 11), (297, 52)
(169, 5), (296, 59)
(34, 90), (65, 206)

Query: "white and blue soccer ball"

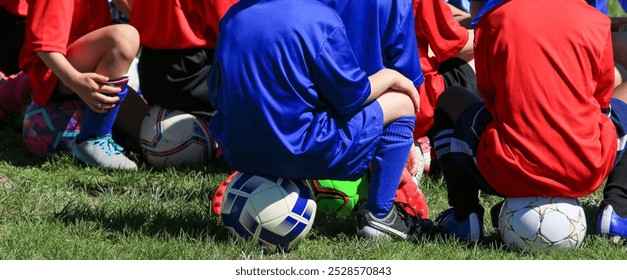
(498, 196), (587, 252)
(139, 105), (216, 168)
(220, 173), (317, 252)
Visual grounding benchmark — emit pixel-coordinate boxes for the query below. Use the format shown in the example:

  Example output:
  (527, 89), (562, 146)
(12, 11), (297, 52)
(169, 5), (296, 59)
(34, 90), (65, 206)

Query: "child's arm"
(366, 68), (420, 112)
(37, 51), (121, 112)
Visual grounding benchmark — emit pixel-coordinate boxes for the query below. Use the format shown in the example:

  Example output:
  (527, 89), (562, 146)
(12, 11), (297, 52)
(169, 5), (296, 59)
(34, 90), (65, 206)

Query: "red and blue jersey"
(474, 0), (616, 197)
(471, 0), (607, 27)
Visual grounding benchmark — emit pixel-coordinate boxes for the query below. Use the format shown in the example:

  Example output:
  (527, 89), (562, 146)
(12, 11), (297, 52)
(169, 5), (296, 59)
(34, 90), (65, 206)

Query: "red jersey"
(130, 0), (237, 49)
(0, 0), (28, 16)
(19, 0), (111, 105)
(412, 0), (469, 138)
(474, 0), (616, 198)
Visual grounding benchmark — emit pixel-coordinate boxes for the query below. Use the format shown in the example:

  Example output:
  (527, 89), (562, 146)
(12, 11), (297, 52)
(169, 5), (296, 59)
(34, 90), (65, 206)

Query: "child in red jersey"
(431, 0), (627, 243)
(107, 0), (236, 164)
(19, 0), (140, 169)
(412, 0), (476, 178)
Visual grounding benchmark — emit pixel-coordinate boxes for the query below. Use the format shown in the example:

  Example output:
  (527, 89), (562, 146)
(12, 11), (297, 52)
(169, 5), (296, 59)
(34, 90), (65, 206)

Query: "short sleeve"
(312, 26), (370, 117)
(387, 4), (423, 87)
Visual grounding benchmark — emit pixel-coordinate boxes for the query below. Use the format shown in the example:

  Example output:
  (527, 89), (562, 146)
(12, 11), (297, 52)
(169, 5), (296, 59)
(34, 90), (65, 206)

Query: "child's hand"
(69, 73), (122, 112)
(390, 75), (420, 113)
(368, 68), (421, 112)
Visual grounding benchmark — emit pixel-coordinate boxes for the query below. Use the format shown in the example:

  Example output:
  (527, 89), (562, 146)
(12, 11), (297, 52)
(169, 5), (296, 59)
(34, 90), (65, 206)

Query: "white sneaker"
(72, 135), (137, 170)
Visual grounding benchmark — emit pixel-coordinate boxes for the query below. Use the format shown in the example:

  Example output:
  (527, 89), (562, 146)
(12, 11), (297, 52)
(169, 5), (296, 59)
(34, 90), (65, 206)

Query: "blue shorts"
(310, 100), (384, 180)
(448, 98), (627, 195)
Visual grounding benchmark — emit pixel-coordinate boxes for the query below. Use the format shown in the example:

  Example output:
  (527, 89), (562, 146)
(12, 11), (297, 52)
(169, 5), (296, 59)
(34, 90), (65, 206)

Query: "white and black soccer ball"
(498, 196), (587, 252)
(220, 173), (317, 252)
(139, 105), (216, 168)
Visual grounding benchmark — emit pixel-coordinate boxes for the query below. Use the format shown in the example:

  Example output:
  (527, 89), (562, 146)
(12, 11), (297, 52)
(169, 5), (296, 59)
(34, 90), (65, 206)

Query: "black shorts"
(439, 57), (478, 95)
(48, 84), (80, 103)
(0, 7), (26, 75)
(138, 47), (215, 114)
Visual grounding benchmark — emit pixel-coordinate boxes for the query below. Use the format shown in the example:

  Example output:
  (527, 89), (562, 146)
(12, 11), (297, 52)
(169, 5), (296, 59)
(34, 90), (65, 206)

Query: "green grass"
(2, 124), (627, 260)
(0, 0), (626, 261)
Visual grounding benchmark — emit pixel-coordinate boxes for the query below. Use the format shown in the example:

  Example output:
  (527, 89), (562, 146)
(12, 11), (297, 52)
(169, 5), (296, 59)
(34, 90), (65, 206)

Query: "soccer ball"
(22, 100), (84, 157)
(310, 176), (368, 215)
(139, 105), (217, 168)
(498, 196), (587, 252)
(311, 169), (429, 220)
(220, 173), (317, 252)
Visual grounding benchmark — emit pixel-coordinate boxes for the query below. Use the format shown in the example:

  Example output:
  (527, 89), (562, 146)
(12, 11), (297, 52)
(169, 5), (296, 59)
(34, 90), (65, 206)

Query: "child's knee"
(108, 25), (140, 60)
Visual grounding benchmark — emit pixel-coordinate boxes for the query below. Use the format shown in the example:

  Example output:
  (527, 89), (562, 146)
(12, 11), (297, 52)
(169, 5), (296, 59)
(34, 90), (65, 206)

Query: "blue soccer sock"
(365, 115), (416, 217)
(76, 77), (129, 143)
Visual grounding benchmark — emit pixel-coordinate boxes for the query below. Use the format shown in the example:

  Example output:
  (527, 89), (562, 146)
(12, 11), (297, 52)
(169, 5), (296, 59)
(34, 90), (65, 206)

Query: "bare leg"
(59, 24), (146, 150)
(377, 91), (416, 124)
(613, 82), (627, 103)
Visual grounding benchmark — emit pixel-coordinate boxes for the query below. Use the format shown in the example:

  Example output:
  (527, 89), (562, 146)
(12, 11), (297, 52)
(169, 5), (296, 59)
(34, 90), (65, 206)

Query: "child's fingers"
(409, 89), (420, 113)
(97, 84), (123, 95)
(87, 73), (110, 84)
(97, 92), (121, 104)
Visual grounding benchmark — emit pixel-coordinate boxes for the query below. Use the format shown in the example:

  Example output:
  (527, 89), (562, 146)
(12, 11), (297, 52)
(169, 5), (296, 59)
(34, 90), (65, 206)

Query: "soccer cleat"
(395, 169), (429, 220)
(71, 135), (138, 170)
(356, 203), (419, 240)
(415, 136), (431, 178)
(435, 208), (483, 243)
(597, 204), (627, 242)
(211, 171), (240, 216)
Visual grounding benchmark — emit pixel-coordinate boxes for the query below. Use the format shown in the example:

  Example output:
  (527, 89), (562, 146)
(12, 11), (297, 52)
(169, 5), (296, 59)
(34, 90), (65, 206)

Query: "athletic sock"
(602, 152), (627, 217)
(432, 108), (482, 221)
(365, 115), (415, 217)
(76, 77), (128, 143)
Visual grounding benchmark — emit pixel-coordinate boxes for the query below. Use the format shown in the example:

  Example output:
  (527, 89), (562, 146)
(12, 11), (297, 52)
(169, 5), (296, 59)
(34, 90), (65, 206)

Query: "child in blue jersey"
(317, 0), (426, 237)
(208, 0), (421, 240)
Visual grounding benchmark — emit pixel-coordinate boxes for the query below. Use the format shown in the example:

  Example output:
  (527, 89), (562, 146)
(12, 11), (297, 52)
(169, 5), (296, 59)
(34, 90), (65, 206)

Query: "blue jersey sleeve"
(313, 26), (371, 117)
(387, 4), (424, 88)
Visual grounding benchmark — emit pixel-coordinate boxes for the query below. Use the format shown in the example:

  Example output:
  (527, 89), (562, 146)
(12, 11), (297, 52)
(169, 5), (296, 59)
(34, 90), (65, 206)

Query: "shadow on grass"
(0, 129), (47, 167)
(53, 197), (231, 242)
(311, 211), (357, 238)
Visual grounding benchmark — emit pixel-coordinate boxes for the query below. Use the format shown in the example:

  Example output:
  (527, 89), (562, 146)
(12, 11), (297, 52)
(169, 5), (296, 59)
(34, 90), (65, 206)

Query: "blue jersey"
(208, 0), (380, 178)
(620, 0), (627, 11)
(471, 0), (607, 27)
(587, 0), (607, 14)
(318, 0), (423, 87)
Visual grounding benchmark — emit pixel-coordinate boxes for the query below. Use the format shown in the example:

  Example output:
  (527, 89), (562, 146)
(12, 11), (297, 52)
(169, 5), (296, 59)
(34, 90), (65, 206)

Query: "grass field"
(1, 0), (627, 262)
(4, 125), (627, 261)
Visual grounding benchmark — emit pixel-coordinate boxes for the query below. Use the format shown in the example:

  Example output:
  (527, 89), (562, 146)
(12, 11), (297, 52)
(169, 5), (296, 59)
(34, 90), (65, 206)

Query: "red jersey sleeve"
(27, 0), (73, 55)
(414, 0), (468, 63)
